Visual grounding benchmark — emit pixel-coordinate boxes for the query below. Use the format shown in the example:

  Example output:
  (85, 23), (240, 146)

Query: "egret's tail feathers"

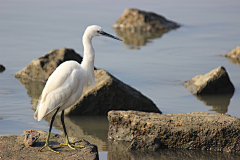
(34, 107), (43, 121)
(34, 110), (38, 120)
(34, 98), (43, 121)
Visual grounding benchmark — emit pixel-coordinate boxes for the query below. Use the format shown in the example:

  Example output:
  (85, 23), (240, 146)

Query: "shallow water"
(0, 0), (240, 159)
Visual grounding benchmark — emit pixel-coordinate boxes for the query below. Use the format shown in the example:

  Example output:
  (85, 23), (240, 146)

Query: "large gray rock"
(225, 45), (240, 65)
(16, 48), (161, 115)
(0, 130), (99, 160)
(182, 66), (235, 95)
(108, 110), (240, 153)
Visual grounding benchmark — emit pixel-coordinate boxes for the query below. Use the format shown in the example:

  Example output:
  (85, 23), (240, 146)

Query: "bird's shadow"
(32, 141), (61, 148)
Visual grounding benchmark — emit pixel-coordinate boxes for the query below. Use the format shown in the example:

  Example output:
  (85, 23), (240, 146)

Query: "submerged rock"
(108, 110), (240, 153)
(0, 130), (99, 160)
(225, 45), (240, 65)
(16, 48), (161, 115)
(182, 66), (235, 95)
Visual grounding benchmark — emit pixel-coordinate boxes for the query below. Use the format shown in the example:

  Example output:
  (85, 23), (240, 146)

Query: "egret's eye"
(97, 31), (100, 33)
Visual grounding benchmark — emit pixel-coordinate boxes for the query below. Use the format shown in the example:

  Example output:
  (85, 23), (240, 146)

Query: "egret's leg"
(60, 110), (84, 149)
(39, 107), (61, 153)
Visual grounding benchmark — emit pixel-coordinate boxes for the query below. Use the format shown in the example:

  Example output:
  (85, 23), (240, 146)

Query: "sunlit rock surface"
(182, 66), (235, 95)
(0, 130), (99, 160)
(113, 8), (180, 32)
(225, 45), (240, 65)
(15, 48), (83, 82)
(108, 110), (240, 153)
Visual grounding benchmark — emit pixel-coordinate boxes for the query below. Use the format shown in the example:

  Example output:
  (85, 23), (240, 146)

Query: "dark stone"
(182, 66), (235, 95)
(0, 64), (5, 73)
(64, 70), (161, 115)
(108, 110), (240, 153)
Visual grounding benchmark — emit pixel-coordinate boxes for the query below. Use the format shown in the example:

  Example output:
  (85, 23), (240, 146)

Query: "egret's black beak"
(99, 31), (122, 41)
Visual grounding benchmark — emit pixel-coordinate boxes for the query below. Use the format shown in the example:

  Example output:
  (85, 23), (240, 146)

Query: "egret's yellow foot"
(38, 143), (61, 153)
(60, 137), (84, 150)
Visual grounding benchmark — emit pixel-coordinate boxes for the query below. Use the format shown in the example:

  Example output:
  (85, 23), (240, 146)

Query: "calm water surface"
(0, 0), (240, 159)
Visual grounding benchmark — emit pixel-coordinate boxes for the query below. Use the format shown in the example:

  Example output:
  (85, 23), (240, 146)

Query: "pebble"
(24, 130), (40, 146)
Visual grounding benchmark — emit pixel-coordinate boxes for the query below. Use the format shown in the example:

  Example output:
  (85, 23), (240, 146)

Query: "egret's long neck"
(81, 33), (95, 86)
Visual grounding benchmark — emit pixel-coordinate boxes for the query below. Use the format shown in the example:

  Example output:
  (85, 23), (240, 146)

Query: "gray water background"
(0, 0), (240, 159)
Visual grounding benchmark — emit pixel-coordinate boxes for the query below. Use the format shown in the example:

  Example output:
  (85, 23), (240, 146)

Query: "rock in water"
(225, 45), (240, 65)
(15, 48), (83, 82)
(182, 66), (234, 95)
(108, 110), (240, 153)
(0, 64), (5, 72)
(64, 70), (161, 115)
(112, 8), (180, 48)
(113, 8), (180, 32)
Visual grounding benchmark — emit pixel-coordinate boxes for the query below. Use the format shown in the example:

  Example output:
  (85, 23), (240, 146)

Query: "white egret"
(34, 25), (122, 153)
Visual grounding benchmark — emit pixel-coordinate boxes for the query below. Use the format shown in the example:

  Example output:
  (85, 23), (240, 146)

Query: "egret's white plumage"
(35, 25), (122, 153)
(34, 60), (86, 121)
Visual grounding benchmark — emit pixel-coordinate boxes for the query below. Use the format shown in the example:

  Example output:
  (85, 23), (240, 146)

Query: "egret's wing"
(41, 64), (72, 102)
(34, 65), (70, 115)
(35, 62), (82, 121)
